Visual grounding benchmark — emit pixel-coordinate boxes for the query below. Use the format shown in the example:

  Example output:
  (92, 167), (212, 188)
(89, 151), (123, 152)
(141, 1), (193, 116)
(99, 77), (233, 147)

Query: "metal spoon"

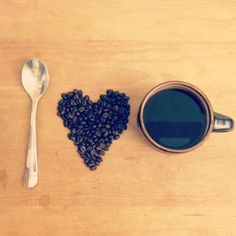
(21, 59), (49, 188)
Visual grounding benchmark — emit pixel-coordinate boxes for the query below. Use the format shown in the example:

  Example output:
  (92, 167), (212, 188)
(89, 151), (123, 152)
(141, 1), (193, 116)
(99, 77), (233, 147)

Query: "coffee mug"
(138, 81), (234, 153)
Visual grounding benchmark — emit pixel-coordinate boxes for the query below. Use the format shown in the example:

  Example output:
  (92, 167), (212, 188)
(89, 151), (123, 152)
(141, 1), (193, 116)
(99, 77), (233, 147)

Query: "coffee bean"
(80, 146), (86, 153)
(98, 150), (105, 156)
(95, 130), (102, 137)
(103, 146), (109, 151)
(100, 95), (108, 102)
(117, 129), (123, 134)
(79, 106), (85, 112)
(102, 112), (109, 119)
(61, 93), (68, 99)
(105, 143), (111, 147)
(101, 128), (107, 133)
(99, 143), (106, 149)
(113, 105), (119, 112)
(90, 165), (97, 171)
(106, 89), (113, 96)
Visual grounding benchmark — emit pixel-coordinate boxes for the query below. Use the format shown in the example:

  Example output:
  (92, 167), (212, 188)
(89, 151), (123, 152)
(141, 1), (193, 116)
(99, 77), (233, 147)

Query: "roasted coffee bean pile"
(57, 89), (130, 170)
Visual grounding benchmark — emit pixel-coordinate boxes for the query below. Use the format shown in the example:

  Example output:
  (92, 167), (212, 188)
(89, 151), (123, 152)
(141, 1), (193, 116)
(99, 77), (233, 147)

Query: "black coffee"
(142, 88), (209, 150)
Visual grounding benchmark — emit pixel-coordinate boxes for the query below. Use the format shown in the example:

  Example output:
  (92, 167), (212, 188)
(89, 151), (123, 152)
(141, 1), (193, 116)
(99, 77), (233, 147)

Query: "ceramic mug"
(138, 81), (234, 153)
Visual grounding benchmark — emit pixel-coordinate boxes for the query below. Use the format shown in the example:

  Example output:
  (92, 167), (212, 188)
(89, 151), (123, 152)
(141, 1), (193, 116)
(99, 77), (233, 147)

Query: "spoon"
(21, 59), (49, 188)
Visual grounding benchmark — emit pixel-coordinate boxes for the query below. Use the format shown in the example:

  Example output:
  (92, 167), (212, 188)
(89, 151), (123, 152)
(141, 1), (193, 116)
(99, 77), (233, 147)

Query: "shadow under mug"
(138, 81), (234, 153)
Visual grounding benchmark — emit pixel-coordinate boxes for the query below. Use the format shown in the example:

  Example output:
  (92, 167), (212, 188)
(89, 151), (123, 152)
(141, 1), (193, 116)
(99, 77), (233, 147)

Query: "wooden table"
(0, 1), (235, 235)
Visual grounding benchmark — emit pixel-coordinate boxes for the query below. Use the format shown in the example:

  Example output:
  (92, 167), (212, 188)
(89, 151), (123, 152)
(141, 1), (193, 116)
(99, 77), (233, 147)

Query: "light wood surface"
(0, 1), (236, 235)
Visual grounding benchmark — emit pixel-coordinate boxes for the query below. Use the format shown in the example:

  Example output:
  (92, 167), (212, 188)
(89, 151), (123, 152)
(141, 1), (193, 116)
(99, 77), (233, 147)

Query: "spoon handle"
(24, 100), (38, 188)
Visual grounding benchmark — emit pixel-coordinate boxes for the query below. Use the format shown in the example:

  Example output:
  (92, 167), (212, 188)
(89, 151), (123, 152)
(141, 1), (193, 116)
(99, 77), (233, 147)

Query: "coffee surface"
(143, 88), (208, 150)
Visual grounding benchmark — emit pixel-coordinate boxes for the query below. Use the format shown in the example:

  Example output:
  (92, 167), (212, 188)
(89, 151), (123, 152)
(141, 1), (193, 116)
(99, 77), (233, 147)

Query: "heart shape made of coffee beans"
(57, 89), (130, 170)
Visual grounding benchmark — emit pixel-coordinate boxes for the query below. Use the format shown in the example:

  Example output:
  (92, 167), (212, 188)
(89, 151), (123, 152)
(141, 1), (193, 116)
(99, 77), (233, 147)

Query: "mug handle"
(213, 112), (234, 132)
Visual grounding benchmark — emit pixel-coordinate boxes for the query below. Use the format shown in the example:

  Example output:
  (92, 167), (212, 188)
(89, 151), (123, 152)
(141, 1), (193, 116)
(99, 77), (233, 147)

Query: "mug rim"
(138, 81), (215, 153)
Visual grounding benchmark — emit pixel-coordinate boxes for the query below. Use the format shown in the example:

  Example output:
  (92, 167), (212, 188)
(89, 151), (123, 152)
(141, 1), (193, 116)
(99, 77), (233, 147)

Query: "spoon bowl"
(22, 59), (49, 100)
(21, 59), (49, 188)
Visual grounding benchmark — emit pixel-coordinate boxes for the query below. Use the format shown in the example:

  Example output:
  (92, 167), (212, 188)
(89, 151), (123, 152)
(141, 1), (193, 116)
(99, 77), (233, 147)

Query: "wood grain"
(0, 1), (236, 235)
